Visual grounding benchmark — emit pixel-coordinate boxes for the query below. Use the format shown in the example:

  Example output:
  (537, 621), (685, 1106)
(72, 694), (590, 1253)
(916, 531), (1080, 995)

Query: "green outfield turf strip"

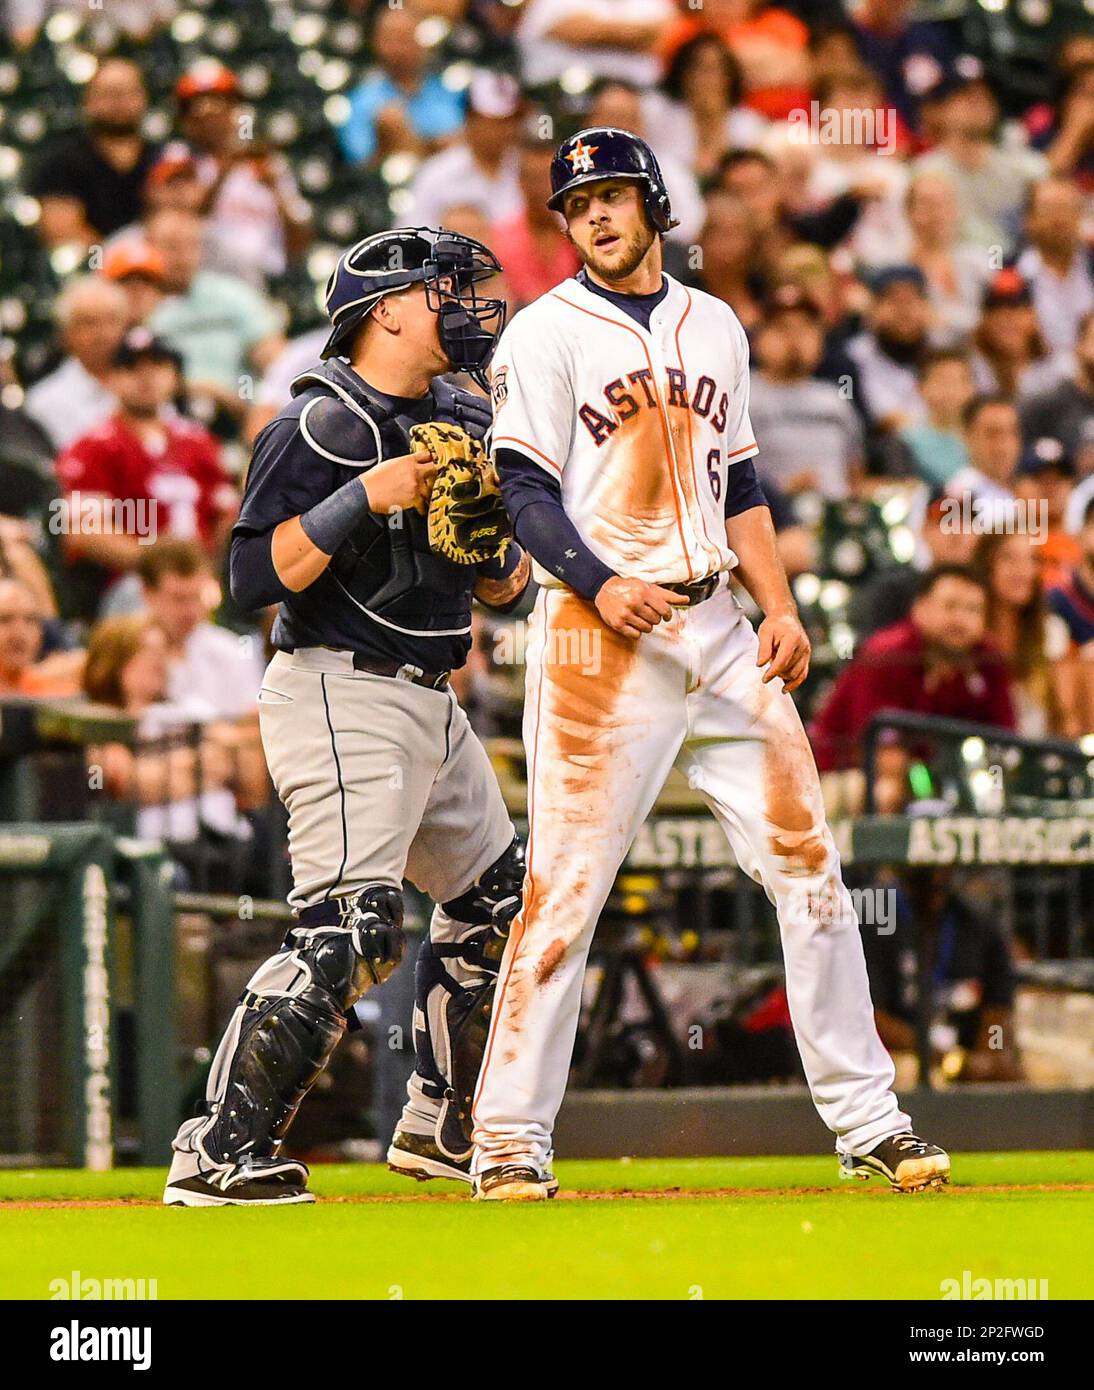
(1, 1153), (1090, 1300)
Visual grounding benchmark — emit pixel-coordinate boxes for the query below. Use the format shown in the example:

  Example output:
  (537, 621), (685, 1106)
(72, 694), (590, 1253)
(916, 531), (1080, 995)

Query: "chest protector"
(292, 361), (477, 638)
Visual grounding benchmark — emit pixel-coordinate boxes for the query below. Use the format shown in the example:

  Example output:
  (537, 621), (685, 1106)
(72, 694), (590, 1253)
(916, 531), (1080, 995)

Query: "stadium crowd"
(0, 2), (1091, 935)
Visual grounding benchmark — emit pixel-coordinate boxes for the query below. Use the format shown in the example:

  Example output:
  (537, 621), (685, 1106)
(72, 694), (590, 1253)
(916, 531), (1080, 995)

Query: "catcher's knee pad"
(442, 836), (525, 928)
(414, 842), (525, 1159)
(191, 886), (405, 1174)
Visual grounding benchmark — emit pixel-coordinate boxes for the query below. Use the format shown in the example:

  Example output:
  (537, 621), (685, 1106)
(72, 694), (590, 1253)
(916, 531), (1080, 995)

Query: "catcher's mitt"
(411, 421), (512, 566)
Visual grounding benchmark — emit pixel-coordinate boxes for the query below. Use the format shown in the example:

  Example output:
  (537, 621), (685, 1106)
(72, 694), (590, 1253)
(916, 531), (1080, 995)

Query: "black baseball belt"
(661, 574), (723, 607)
(350, 653), (450, 690)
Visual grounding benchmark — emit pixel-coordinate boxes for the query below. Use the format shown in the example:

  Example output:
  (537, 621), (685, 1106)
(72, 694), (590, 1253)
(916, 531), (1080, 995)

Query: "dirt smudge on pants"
(757, 682), (829, 879)
(534, 936), (568, 985)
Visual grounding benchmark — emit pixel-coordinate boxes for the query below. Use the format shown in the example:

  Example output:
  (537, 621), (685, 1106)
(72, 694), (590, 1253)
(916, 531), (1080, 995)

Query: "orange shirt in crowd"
(662, 5), (811, 121)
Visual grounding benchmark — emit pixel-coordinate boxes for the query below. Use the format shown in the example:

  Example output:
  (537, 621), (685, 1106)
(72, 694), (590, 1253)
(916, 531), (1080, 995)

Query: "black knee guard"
(415, 840), (525, 1158)
(199, 885), (404, 1169)
(442, 836), (525, 927)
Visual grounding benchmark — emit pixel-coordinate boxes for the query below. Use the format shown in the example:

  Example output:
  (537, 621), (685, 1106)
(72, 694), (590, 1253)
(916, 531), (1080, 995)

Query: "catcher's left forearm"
(725, 505), (798, 618)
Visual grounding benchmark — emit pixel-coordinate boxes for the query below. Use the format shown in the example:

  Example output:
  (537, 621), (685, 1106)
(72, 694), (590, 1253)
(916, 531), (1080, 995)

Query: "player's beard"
(580, 223), (656, 283)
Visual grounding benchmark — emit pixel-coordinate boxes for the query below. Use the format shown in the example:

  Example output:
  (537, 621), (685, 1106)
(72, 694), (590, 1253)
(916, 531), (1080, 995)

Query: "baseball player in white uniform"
(469, 128), (951, 1200)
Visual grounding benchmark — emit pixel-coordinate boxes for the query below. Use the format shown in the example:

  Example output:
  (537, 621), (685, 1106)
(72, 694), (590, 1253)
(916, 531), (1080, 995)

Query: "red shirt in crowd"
(489, 213), (579, 311)
(809, 619), (1017, 772)
(56, 412), (237, 550)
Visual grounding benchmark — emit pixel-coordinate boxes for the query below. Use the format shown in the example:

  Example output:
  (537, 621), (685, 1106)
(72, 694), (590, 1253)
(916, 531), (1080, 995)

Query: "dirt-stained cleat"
(164, 1158), (315, 1207)
(839, 1132), (951, 1193)
(387, 1131), (472, 1185)
(472, 1164), (557, 1201)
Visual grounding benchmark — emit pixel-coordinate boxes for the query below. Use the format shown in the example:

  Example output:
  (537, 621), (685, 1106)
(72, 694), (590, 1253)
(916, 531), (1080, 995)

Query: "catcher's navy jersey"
(232, 359), (482, 670)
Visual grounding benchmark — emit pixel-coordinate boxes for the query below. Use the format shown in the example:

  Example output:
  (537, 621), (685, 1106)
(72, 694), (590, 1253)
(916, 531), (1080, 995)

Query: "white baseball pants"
(471, 587), (909, 1174)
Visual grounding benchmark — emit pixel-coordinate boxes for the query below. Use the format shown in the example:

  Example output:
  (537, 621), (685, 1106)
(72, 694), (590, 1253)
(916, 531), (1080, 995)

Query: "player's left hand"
(756, 611), (810, 694)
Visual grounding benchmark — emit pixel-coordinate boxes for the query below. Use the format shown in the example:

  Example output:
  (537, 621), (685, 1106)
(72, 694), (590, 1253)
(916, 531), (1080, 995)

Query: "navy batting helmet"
(547, 127), (677, 234)
(321, 227), (506, 389)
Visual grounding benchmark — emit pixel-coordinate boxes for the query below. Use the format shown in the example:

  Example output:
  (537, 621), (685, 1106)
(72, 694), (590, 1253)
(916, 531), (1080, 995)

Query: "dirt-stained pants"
(471, 587), (909, 1175)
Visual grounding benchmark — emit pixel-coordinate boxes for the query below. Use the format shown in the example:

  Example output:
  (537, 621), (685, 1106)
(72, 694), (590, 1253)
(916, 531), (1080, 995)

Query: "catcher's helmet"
(321, 227), (506, 389)
(547, 127), (678, 235)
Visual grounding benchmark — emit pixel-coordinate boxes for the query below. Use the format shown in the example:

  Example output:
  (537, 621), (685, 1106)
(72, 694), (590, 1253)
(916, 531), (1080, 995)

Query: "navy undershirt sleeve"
(230, 529), (293, 610)
(723, 458), (769, 519)
(496, 447), (617, 602)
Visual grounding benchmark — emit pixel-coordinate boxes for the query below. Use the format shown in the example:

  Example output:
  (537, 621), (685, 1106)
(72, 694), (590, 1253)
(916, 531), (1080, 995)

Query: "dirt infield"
(4, 1182), (1093, 1209)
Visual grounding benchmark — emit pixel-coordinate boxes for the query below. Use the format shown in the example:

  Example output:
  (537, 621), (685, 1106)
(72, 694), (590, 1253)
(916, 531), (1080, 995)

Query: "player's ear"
(368, 296), (401, 337)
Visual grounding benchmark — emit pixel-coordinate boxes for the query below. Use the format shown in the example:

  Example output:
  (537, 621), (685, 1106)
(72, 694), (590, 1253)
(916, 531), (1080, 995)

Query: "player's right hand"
(594, 576), (688, 639)
(361, 449), (438, 515)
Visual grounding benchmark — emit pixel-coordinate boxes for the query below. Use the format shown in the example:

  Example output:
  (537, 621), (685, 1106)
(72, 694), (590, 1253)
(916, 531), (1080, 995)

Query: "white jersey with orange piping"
(488, 272), (757, 588)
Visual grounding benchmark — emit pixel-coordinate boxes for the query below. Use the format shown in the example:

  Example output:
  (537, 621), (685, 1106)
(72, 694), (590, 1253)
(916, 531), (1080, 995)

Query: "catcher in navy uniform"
(165, 228), (541, 1205)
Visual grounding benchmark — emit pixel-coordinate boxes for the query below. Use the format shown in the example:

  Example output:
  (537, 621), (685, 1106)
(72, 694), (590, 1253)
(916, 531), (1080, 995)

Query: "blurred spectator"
(1027, 37), (1094, 186)
(1025, 309), (1094, 484)
(0, 577), (79, 699)
(810, 564), (1015, 777)
(1012, 438), (1080, 593)
(516, 0), (672, 90)
(798, 67), (911, 271)
(807, 20), (864, 97)
(23, 277), (127, 451)
(5, 2), (177, 46)
(850, 489), (978, 639)
(645, 31), (769, 180)
(860, 868), (1022, 1084)
(904, 172), (989, 344)
(912, 64), (1046, 259)
(407, 72), (523, 230)
(1017, 439), (1078, 586)
(173, 62), (312, 283)
(688, 191), (763, 332)
(337, 6), (465, 166)
(145, 208), (286, 420)
(55, 329), (238, 617)
(946, 395), (1021, 511)
(81, 613), (256, 846)
(664, 0), (810, 123)
(971, 531), (1071, 739)
(748, 286), (863, 499)
(1016, 177), (1094, 362)
(100, 242), (167, 329)
(714, 148), (865, 270)
(845, 265), (930, 431)
(489, 132), (580, 312)
(0, 514), (57, 619)
(1048, 494), (1094, 735)
(245, 326), (329, 441)
(584, 80), (704, 246)
(848, 0), (953, 134)
(770, 240), (865, 337)
(969, 268), (1057, 401)
(898, 349), (973, 488)
(26, 58), (159, 249)
(137, 539), (263, 721)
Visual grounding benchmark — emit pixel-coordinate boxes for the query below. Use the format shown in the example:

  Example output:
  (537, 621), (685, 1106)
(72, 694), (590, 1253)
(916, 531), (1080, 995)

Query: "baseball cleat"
(387, 1130), (472, 1185)
(164, 1174), (315, 1207)
(164, 1156), (315, 1206)
(839, 1132), (951, 1193)
(472, 1164), (557, 1201)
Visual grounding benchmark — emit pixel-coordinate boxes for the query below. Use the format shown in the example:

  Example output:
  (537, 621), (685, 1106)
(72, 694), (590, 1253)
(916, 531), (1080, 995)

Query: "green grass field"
(2, 1152), (1090, 1300)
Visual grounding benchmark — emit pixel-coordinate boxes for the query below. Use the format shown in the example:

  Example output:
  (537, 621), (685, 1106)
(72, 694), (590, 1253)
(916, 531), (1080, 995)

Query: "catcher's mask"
(322, 227), (506, 390)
